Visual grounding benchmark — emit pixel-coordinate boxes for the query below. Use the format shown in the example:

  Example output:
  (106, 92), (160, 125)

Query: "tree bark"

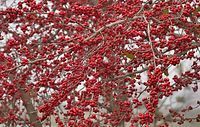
(9, 72), (42, 127)
(19, 86), (42, 127)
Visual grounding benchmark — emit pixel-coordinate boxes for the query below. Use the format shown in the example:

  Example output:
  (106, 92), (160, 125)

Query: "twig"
(112, 67), (148, 81)
(143, 15), (157, 68)
(84, 16), (143, 41)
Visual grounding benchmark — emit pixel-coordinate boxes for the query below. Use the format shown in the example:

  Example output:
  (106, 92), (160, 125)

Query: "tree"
(0, 0), (200, 126)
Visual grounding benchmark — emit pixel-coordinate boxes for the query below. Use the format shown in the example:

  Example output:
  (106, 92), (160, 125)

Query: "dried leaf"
(162, 9), (169, 14)
(123, 52), (135, 59)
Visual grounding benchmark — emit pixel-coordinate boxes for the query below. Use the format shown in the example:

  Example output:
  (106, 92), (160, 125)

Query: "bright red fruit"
(0, 0), (200, 127)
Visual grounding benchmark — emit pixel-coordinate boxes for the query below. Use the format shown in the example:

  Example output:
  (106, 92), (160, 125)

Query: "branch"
(18, 85), (42, 127)
(143, 15), (157, 67)
(1, 57), (47, 73)
(84, 5), (144, 41)
(105, 67), (148, 82)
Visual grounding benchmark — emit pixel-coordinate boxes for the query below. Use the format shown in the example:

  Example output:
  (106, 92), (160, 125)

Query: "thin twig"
(143, 15), (157, 68)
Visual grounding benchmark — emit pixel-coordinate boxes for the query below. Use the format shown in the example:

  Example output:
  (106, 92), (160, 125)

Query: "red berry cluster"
(0, 0), (199, 126)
